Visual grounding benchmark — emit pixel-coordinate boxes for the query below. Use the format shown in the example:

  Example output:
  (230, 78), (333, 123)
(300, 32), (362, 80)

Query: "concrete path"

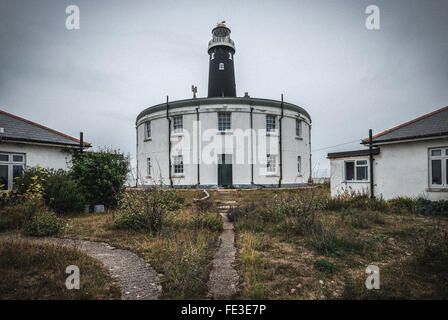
(207, 195), (239, 299)
(0, 233), (162, 300)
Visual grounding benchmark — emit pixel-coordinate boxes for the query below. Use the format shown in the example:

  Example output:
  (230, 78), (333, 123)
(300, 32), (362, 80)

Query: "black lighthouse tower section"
(207, 22), (236, 97)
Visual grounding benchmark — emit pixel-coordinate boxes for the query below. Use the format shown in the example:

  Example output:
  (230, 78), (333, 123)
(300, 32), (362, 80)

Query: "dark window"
(218, 113), (231, 131)
(219, 63), (224, 70)
(13, 155), (24, 162)
(430, 148), (447, 186)
(297, 156), (301, 173)
(0, 165), (8, 190)
(266, 115), (276, 132)
(432, 159), (442, 185)
(296, 119), (302, 137)
(345, 162), (355, 181)
(174, 156), (184, 174)
(173, 116), (183, 133)
(147, 158), (151, 176)
(145, 121), (151, 139)
(0, 154), (8, 162)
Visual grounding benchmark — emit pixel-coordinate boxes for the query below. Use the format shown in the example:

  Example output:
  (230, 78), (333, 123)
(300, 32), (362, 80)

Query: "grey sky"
(1, 0), (447, 177)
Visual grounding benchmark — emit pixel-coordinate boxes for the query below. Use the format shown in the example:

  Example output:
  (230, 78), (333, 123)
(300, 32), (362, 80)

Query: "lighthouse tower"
(207, 21), (236, 97)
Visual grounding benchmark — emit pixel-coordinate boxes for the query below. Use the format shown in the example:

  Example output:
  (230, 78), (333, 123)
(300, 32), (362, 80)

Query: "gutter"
(278, 94), (284, 188)
(166, 96), (173, 188)
(135, 126), (139, 187)
(369, 129), (375, 198)
(196, 107), (200, 187)
(308, 122), (312, 184)
(250, 107), (254, 186)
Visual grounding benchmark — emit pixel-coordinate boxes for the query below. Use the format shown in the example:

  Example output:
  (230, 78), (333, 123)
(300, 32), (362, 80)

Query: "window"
(219, 63), (224, 70)
(429, 148), (448, 187)
(145, 121), (151, 139)
(345, 160), (368, 181)
(173, 116), (183, 133)
(267, 154), (276, 173)
(147, 158), (151, 176)
(266, 115), (276, 132)
(218, 113), (231, 131)
(0, 153), (25, 190)
(229, 52), (232, 60)
(173, 156), (184, 174)
(296, 119), (302, 137)
(211, 52), (215, 60)
(297, 156), (301, 173)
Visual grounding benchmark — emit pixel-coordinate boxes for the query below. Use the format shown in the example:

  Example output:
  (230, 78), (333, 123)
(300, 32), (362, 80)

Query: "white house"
(136, 23), (312, 188)
(328, 106), (448, 201)
(0, 109), (90, 190)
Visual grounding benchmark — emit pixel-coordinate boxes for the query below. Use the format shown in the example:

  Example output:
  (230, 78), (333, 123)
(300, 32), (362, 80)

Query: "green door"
(218, 154), (233, 187)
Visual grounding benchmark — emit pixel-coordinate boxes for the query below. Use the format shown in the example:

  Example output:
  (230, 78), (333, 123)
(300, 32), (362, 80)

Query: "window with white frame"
(429, 147), (448, 187)
(173, 116), (183, 133)
(145, 121), (151, 139)
(266, 154), (276, 173)
(297, 155), (301, 173)
(345, 159), (368, 181)
(218, 113), (231, 131)
(266, 115), (276, 132)
(219, 63), (224, 70)
(173, 156), (184, 174)
(296, 119), (302, 137)
(0, 153), (25, 190)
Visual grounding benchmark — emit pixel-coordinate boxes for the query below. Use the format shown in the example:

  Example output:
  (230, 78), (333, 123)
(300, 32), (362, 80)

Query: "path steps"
(207, 191), (239, 299)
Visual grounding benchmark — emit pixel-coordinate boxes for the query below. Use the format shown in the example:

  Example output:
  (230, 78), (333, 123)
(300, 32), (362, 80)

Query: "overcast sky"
(1, 0), (447, 177)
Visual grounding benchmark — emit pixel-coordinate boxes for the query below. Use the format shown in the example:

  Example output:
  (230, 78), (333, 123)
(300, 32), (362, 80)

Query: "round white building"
(136, 22), (312, 188)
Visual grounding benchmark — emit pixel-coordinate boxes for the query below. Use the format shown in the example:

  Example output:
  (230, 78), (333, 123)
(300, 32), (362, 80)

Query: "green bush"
(114, 211), (140, 230)
(43, 171), (85, 214)
(416, 198), (448, 216)
(23, 211), (62, 237)
(71, 149), (130, 209)
(191, 212), (222, 232)
(0, 197), (45, 230)
(314, 259), (336, 274)
(388, 197), (417, 214)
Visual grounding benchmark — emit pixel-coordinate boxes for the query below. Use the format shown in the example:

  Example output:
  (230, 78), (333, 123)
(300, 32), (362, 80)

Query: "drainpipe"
(135, 126), (139, 187)
(308, 123), (313, 185)
(250, 107), (254, 187)
(369, 129), (375, 198)
(79, 132), (84, 153)
(278, 94), (284, 188)
(166, 96), (173, 188)
(196, 107), (200, 187)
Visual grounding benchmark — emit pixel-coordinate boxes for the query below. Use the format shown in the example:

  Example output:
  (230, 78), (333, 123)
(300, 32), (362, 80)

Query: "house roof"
(362, 106), (448, 144)
(327, 148), (380, 159)
(0, 109), (91, 147)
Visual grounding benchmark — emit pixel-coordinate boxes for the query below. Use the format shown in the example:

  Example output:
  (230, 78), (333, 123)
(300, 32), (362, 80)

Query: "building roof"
(327, 148), (380, 159)
(0, 109), (91, 147)
(136, 96), (311, 124)
(362, 106), (448, 144)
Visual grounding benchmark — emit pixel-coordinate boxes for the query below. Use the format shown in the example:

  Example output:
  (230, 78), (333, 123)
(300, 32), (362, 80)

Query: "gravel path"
(0, 233), (162, 300)
(207, 198), (239, 299)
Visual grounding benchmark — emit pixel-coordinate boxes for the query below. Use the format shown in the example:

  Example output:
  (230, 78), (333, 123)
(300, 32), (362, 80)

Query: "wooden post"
(369, 129), (374, 198)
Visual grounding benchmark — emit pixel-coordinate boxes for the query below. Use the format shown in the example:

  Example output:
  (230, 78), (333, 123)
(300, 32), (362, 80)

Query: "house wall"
(0, 142), (72, 170)
(330, 138), (448, 200)
(136, 102), (311, 188)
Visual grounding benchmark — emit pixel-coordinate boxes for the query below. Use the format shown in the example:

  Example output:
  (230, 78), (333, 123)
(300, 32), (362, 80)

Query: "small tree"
(71, 148), (130, 208)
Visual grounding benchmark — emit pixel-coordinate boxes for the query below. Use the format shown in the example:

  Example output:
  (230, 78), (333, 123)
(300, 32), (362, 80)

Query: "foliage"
(388, 197), (417, 214)
(0, 197), (45, 230)
(23, 211), (62, 237)
(71, 149), (129, 208)
(314, 259), (336, 274)
(324, 189), (388, 212)
(191, 211), (222, 232)
(415, 198), (448, 216)
(340, 209), (385, 229)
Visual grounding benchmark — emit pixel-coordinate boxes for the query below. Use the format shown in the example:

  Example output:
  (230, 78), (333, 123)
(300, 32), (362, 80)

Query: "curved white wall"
(136, 102), (311, 188)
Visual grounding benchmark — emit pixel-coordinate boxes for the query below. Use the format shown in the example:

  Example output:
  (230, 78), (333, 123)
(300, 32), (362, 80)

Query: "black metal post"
(167, 96), (173, 188)
(278, 94), (284, 188)
(79, 132), (84, 153)
(250, 107), (254, 187)
(196, 107), (200, 187)
(369, 129), (375, 198)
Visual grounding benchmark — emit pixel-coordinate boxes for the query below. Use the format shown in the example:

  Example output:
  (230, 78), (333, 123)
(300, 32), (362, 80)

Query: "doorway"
(218, 154), (233, 187)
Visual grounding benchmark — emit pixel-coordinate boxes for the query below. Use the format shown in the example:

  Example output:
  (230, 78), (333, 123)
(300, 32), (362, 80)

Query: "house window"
(297, 156), (301, 173)
(218, 113), (231, 131)
(147, 158), (151, 176)
(429, 147), (448, 187)
(173, 156), (184, 174)
(145, 121), (151, 139)
(296, 119), (302, 137)
(229, 52), (232, 60)
(173, 116), (183, 133)
(345, 160), (368, 181)
(0, 153), (25, 190)
(211, 52), (215, 60)
(267, 154), (276, 173)
(219, 63), (224, 70)
(266, 115), (276, 132)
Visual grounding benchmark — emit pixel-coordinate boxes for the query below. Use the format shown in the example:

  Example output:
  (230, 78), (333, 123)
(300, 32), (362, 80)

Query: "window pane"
(145, 122), (151, 138)
(173, 116), (183, 132)
(218, 113), (231, 131)
(219, 63), (224, 70)
(345, 162), (354, 180)
(432, 159), (442, 185)
(12, 165), (23, 188)
(174, 156), (184, 174)
(0, 165), (8, 190)
(266, 115), (276, 132)
(356, 160), (367, 165)
(431, 149), (442, 156)
(446, 149), (448, 156)
(446, 159), (448, 186)
(297, 156), (301, 173)
(147, 158), (151, 176)
(356, 166), (368, 181)
(296, 119), (301, 136)
(0, 154), (8, 162)
(13, 155), (23, 162)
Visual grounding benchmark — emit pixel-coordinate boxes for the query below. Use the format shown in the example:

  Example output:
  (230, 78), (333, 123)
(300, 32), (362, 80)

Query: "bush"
(23, 211), (62, 237)
(314, 259), (336, 274)
(43, 170), (85, 214)
(71, 148), (130, 209)
(191, 212), (222, 232)
(0, 197), (45, 230)
(324, 189), (389, 212)
(388, 197), (417, 214)
(114, 211), (140, 230)
(416, 198), (448, 216)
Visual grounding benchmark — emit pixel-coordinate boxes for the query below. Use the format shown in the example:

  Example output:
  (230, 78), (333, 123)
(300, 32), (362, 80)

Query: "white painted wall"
(136, 102), (311, 187)
(0, 142), (72, 170)
(330, 137), (448, 200)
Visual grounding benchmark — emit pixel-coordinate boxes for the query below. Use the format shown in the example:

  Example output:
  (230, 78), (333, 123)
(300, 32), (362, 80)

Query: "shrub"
(324, 189), (389, 212)
(191, 212), (222, 232)
(388, 197), (417, 214)
(23, 211), (62, 237)
(194, 199), (213, 213)
(416, 198), (448, 216)
(71, 148), (130, 209)
(0, 197), (45, 230)
(43, 170), (85, 214)
(314, 259), (336, 274)
(114, 211), (140, 230)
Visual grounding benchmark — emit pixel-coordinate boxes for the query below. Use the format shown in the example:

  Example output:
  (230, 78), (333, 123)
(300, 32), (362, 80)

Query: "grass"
(233, 186), (448, 299)
(0, 239), (121, 300)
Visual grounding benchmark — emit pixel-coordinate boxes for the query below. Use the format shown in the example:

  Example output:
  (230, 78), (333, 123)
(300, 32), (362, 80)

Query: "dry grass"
(0, 239), (121, 300)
